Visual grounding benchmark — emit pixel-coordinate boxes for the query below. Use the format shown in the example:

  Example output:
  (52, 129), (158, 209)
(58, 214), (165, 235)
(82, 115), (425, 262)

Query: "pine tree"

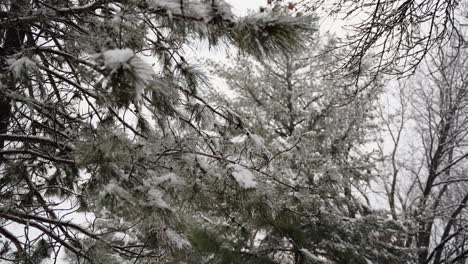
(206, 35), (416, 263)
(0, 1), (314, 263)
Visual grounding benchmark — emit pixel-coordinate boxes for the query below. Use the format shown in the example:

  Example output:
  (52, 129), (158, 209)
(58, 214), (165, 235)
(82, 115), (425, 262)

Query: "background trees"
(376, 45), (468, 263)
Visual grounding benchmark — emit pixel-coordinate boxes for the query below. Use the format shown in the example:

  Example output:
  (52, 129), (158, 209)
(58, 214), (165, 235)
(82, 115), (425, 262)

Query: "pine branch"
(0, 133), (74, 151)
(0, 0), (108, 28)
(0, 149), (75, 164)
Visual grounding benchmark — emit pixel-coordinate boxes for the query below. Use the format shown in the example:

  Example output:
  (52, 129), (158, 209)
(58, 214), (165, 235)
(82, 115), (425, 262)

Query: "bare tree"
(376, 84), (410, 221)
(268, 0), (466, 76)
(380, 46), (468, 263)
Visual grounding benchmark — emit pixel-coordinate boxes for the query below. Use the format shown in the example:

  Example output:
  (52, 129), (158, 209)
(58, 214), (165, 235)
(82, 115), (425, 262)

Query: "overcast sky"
(226, 0), (265, 15)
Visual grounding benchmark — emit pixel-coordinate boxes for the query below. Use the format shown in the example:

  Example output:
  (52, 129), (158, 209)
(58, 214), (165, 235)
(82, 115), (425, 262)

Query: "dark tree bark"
(0, 0), (28, 160)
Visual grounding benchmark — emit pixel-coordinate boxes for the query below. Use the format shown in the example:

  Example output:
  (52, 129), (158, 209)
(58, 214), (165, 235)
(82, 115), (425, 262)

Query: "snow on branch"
(230, 13), (315, 57)
(147, 0), (234, 23)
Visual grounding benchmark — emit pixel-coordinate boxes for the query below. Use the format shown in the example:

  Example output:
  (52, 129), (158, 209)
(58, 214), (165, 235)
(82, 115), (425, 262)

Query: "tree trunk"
(0, 1), (28, 162)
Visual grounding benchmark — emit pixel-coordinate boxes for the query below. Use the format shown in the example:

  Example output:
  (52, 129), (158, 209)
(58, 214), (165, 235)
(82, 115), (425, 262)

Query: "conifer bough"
(0, 0), (314, 263)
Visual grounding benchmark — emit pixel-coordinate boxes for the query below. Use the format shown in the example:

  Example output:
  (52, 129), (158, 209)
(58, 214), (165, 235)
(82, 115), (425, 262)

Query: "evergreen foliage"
(0, 1), (317, 263)
(205, 36), (415, 263)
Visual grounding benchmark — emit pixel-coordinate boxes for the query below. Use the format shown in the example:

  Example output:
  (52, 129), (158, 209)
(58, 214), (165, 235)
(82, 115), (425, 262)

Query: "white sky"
(226, 0), (265, 15)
